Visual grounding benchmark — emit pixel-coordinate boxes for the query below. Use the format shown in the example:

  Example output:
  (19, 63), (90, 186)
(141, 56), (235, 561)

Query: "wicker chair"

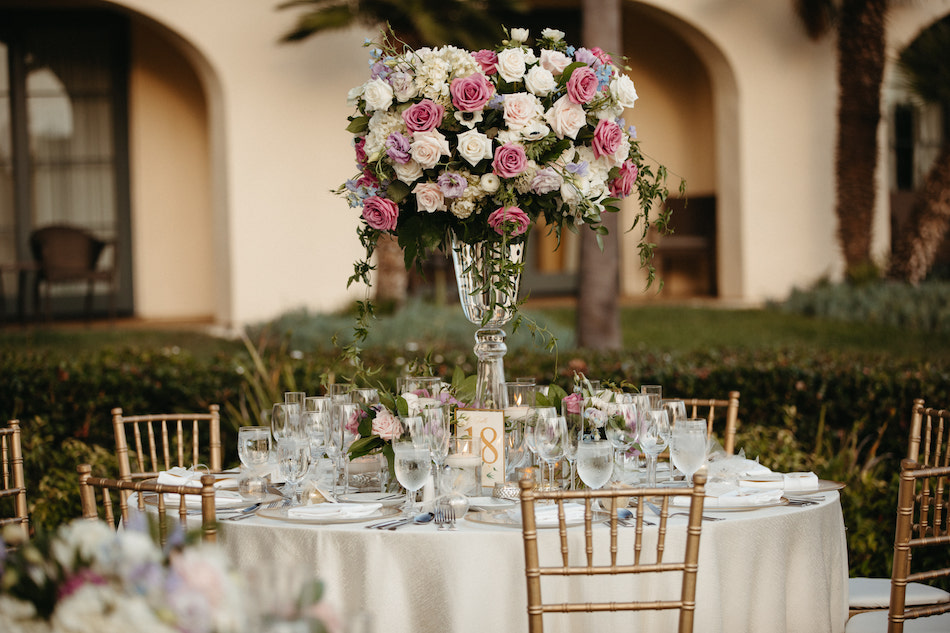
(848, 400), (950, 617)
(77, 463), (217, 545)
(518, 468), (707, 633)
(0, 420), (29, 540)
(29, 224), (117, 321)
(675, 391), (740, 455)
(845, 458), (950, 632)
(112, 406), (222, 481)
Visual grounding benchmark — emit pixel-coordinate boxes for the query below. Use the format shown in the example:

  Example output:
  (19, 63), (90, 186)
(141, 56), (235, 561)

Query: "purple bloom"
(370, 60), (389, 80)
(566, 161), (589, 177)
(574, 48), (600, 67)
(385, 132), (412, 164)
(437, 172), (468, 198)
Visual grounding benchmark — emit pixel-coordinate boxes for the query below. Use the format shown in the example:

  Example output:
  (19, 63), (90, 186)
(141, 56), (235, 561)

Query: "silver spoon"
(388, 512), (434, 530)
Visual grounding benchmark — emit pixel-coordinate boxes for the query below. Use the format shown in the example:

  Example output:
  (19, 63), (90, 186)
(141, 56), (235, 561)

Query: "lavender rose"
(361, 196), (399, 231)
(487, 206), (531, 237)
(385, 132), (412, 164)
(450, 73), (495, 112)
(437, 172), (468, 198)
(567, 66), (599, 104)
(531, 167), (563, 194)
(492, 143), (528, 178)
(592, 119), (623, 160)
(402, 99), (445, 133)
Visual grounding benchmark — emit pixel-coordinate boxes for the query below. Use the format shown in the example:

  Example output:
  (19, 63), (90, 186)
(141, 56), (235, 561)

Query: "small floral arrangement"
(340, 26), (676, 353)
(0, 521), (338, 633)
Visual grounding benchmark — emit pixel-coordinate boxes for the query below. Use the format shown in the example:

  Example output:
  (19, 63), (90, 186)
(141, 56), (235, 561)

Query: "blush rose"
(609, 160), (638, 197)
(592, 119), (623, 160)
(402, 99), (445, 133)
(361, 196), (399, 231)
(492, 143), (528, 178)
(487, 206), (531, 237)
(567, 66), (599, 104)
(371, 407), (403, 441)
(450, 73), (494, 112)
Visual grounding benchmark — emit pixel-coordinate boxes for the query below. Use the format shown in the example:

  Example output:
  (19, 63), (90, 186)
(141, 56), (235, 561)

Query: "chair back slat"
(0, 420), (29, 538)
(519, 468), (706, 633)
(76, 463), (217, 545)
(112, 406), (222, 480)
(676, 391), (740, 455)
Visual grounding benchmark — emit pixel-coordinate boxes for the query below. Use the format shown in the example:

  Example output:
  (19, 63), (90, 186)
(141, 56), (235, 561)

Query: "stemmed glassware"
(604, 401), (639, 483)
(277, 437), (310, 505)
(661, 399), (687, 482)
(238, 426), (270, 500)
(670, 419), (708, 485)
(639, 409), (671, 487)
(393, 438), (431, 517)
(420, 405), (450, 494)
(575, 440), (613, 490)
(303, 396), (330, 463)
(534, 414), (567, 489)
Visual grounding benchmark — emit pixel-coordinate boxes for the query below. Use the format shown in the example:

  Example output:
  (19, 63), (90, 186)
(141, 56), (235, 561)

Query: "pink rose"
(450, 74), (495, 112)
(402, 99), (445, 133)
(356, 170), (379, 190)
(492, 143), (528, 178)
(487, 206), (531, 237)
(371, 407), (403, 441)
(354, 137), (367, 166)
(412, 182), (446, 212)
(361, 196), (399, 231)
(567, 66), (599, 104)
(472, 49), (498, 75)
(589, 47), (613, 66)
(609, 160), (638, 197)
(562, 392), (583, 415)
(592, 119), (623, 160)
(345, 409), (362, 435)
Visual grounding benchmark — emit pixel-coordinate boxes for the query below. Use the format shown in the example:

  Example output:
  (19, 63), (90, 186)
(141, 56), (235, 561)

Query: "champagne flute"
(670, 419), (708, 485)
(661, 399), (687, 481)
(336, 402), (361, 494)
(576, 440), (613, 490)
(525, 406), (556, 485)
(271, 403), (298, 444)
(303, 396), (330, 463)
(535, 415), (567, 489)
(561, 395), (583, 489)
(277, 437), (310, 505)
(639, 409), (671, 487)
(420, 405), (450, 494)
(604, 401), (639, 483)
(393, 438), (432, 517)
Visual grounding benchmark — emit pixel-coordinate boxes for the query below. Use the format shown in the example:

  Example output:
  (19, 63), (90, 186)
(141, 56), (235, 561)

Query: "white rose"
(610, 73), (639, 109)
(541, 28), (565, 41)
(545, 95), (587, 140)
(450, 199), (476, 219)
(346, 85), (364, 107)
(540, 49), (571, 75)
(524, 65), (556, 96)
(496, 47), (527, 83)
(362, 77), (394, 112)
(510, 28), (529, 43)
(503, 92), (542, 130)
(480, 173), (501, 193)
(410, 130), (450, 169)
(456, 129), (494, 166)
(389, 71), (418, 102)
(393, 160), (423, 184)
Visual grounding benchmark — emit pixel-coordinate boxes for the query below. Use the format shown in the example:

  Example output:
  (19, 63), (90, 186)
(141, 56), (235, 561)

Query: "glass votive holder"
(445, 437), (482, 496)
(505, 381), (536, 408)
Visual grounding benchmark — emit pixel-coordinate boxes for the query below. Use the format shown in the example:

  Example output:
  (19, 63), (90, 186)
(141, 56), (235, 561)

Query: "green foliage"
(773, 279), (950, 333)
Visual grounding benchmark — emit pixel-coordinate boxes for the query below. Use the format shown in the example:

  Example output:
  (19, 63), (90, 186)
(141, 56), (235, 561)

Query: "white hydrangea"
(363, 110), (405, 158)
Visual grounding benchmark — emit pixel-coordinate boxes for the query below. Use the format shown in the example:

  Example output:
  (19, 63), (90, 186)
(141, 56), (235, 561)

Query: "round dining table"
(216, 489), (849, 633)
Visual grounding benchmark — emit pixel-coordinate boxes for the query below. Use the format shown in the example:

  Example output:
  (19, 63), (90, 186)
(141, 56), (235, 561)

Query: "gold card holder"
(455, 408), (505, 489)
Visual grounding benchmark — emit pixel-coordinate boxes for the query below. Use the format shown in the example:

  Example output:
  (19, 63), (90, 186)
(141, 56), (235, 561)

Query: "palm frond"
(898, 15), (950, 106)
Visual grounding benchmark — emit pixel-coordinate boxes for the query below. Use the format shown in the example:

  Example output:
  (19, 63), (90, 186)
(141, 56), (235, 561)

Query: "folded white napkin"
(706, 456), (773, 480)
(287, 502), (383, 519)
(509, 502), (587, 527)
(739, 471), (820, 491)
(157, 467), (240, 490)
(160, 489), (246, 509)
(672, 481), (784, 508)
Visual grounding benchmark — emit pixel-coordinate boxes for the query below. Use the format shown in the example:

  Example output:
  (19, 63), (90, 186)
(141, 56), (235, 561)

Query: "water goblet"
(604, 401), (639, 482)
(639, 409), (671, 487)
(277, 437), (310, 505)
(576, 440), (614, 490)
(535, 414), (567, 489)
(393, 438), (432, 516)
(670, 419), (708, 485)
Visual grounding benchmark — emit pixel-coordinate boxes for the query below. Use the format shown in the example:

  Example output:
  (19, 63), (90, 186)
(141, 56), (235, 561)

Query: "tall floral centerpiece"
(341, 27), (674, 408)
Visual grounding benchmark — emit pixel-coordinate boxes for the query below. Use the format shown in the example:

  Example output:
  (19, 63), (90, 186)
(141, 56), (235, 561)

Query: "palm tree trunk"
(888, 140), (950, 283)
(577, 0), (623, 350)
(835, 0), (888, 277)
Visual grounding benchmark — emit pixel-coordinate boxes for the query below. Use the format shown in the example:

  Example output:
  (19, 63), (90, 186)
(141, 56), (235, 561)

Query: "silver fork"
(644, 500), (724, 522)
(434, 506), (454, 530)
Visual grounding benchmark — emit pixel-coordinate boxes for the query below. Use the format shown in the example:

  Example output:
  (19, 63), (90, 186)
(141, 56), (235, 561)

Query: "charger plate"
(256, 504), (400, 525)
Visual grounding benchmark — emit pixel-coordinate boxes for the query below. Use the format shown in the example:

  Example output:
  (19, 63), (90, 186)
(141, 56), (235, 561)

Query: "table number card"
(455, 408), (505, 488)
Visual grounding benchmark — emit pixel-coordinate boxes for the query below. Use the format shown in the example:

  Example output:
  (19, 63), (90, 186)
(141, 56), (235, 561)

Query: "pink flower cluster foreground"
(341, 26), (646, 259)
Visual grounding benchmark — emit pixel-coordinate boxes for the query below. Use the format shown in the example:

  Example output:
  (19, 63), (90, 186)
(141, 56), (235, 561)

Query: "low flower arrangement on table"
(0, 521), (339, 633)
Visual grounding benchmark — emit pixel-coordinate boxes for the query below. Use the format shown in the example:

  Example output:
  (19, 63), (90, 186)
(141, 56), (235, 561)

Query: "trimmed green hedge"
(2, 340), (947, 581)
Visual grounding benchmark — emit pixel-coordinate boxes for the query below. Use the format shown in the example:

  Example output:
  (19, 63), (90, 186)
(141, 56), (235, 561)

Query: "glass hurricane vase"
(451, 232), (525, 410)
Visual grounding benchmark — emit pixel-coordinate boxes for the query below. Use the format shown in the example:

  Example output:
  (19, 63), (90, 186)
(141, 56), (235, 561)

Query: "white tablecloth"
(218, 492), (848, 633)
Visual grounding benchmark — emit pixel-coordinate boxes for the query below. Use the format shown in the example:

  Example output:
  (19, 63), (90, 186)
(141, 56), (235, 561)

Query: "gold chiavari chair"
(77, 463), (218, 545)
(112, 405), (222, 481)
(845, 458), (950, 632)
(0, 420), (29, 540)
(675, 391), (740, 455)
(849, 400), (950, 616)
(518, 468), (707, 633)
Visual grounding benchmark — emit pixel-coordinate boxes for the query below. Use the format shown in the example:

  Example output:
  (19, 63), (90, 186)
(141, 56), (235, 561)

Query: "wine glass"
(393, 438), (432, 516)
(670, 419), (708, 485)
(604, 401), (639, 483)
(420, 405), (450, 494)
(238, 426), (270, 500)
(535, 414), (567, 489)
(639, 409), (671, 487)
(525, 406), (556, 484)
(575, 440), (613, 490)
(271, 402), (303, 444)
(277, 437), (310, 505)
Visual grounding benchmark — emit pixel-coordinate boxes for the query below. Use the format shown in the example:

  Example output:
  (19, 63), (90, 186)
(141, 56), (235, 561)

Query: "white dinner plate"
(139, 491), (280, 510)
(782, 479), (845, 495)
(256, 504), (400, 525)
(467, 497), (516, 511)
(337, 492), (405, 507)
(668, 496), (790, 512)
(465, 508), (608, 529)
